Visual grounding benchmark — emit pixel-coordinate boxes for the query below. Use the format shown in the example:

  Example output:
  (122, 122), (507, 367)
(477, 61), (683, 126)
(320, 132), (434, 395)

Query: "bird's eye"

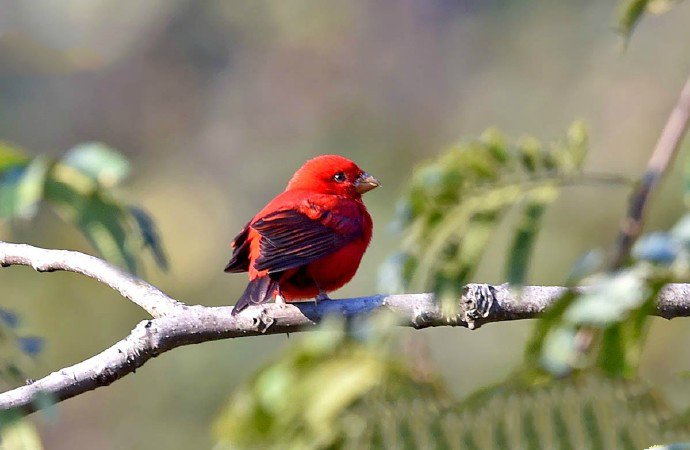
(333, 172), (346, 183)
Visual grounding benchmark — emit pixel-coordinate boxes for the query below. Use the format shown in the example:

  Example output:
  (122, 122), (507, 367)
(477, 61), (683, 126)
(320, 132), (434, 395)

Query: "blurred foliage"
(215, 318), (690, 449)
(528, 206), (690, 379)
(2, 0), (690, 448)
(0, 141), (166, 273)
(0, 307), (44, 447)
(0, 307), (42, 387)
(0, 420), (43, 450)
(450, 374), (690, 449)
(379, 122), (591, 304)
(214, 316), (450, 450)
(0, 141), (164, 446)
(617, 0), (685, 39)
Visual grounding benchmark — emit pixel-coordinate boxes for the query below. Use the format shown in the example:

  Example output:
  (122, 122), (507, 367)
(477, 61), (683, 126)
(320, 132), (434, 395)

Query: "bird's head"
(286, 155), (380, 198)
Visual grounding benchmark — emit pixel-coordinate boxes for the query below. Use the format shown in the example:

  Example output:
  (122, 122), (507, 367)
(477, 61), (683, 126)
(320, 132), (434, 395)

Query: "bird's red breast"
(225, 155), (379, 314)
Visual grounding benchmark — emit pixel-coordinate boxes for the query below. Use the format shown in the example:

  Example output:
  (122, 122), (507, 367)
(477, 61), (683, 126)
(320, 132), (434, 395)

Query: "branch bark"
(3, 242), (690, 415)
(0, 241), (183, 317)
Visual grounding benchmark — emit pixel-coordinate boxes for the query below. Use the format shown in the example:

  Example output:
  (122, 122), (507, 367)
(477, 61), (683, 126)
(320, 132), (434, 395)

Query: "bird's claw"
(314, 291), (331, 304)
(275, 294), (288, 309)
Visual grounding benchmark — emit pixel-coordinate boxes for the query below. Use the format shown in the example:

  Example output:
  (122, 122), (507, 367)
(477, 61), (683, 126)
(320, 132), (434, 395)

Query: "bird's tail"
(231, 277), (278, 315)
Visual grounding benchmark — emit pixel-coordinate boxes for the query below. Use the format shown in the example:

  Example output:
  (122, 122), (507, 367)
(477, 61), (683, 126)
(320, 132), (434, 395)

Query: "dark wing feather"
(252, 209), (361, 274)
(231, 276), (278, 315)
(224, 222), (251, 273)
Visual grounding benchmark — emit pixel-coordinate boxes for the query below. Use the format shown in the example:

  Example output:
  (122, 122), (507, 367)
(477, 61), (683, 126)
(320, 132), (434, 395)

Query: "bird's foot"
(314, 291), (331, 304)
(275, 293), (288, 308)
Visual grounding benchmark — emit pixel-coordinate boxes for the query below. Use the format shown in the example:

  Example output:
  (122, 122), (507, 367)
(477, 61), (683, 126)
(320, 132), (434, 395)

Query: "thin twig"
(610, 74), (690, 269)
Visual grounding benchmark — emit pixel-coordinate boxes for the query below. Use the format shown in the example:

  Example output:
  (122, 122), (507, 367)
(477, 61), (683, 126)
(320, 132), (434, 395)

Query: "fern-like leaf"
(214, 320), (690, 450)
(380, 122), (591, 305)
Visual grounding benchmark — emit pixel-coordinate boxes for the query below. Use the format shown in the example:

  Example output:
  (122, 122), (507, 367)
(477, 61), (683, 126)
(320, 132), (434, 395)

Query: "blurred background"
(1, 0), (690, 448)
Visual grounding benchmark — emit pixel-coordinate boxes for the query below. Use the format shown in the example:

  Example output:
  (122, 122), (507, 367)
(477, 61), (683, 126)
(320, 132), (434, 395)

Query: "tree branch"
(611, 74), (690, 269)
(2, 241), (690, 417)
(0, 241), (183, 318)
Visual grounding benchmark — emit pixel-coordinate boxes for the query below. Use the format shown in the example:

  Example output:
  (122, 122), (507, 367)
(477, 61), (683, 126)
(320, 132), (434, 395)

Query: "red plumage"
(225, 155), (380, 315)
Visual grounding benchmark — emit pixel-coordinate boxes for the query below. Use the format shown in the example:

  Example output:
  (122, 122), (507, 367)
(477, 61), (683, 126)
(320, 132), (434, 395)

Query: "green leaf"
(582, 402), (605, 450)
(617, 0), (649, 39)
(539, 327), (580, 376)
(505, 191), (555, 285)
(566, 120), (588, 168)
(216, 309), (690, 449)
(0, 142), (167, 272)
(0, 308), (44, 391)
(214, 319), (448, 450)
(60, 142), (131, 188)
(518, 137), (543, 173)
(525, 288), (580, 366)
(0, 419), (44, 449)
(16, 336), (44, 356)
(529, 260), (670, 377)
(617, 0), (685, 41)
(45, 177), (138, 273)
(564, 270), (649, 326)
(41, 157), (168, 273)
(383, 122), (590, 305)
(128, 206), (169, 271)
(450, 211), (502, 281)
(0, 309), (19, 329)
(408, 185), (517, 293)
(0, 142), (29, 172)
(454, 374), (689, 449)
(0, 157), (49, 220)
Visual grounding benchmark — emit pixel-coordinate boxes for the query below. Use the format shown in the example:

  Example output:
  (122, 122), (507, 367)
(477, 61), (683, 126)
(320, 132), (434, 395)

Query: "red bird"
(225, 155), (380, 315)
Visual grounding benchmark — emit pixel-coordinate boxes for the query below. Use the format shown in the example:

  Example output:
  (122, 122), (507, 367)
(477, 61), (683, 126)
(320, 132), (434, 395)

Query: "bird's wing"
(224, 222), (251, 273)
(252, 208), (362, 274)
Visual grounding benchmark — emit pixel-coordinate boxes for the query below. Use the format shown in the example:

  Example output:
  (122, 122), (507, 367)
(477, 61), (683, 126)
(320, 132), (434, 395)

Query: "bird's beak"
(354, 172), (381, 194)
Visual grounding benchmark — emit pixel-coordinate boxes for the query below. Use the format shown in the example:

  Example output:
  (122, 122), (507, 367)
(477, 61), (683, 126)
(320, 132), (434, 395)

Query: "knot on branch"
(461, 284), (496, 330)
(130, 320), (162, 357)
(95, 367), (119, 386)
(249, 307), (275, 333)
